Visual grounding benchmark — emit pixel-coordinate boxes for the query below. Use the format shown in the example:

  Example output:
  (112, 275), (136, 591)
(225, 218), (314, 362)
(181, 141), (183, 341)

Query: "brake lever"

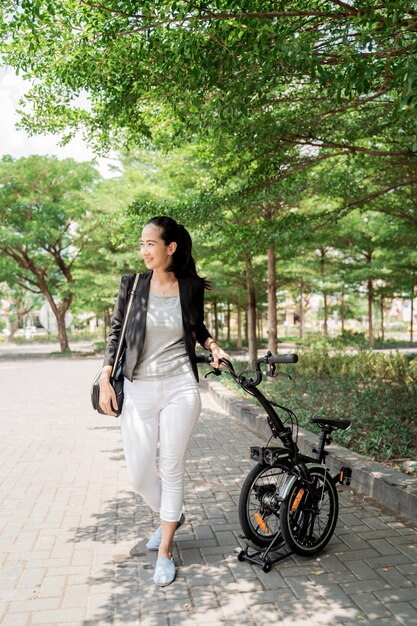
(204, 369), (222, 378)
(266, 364), (277, 378)
(265, 365), (293, 381)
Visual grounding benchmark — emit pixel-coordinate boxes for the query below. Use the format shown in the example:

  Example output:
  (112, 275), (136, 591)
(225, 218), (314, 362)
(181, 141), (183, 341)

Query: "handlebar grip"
(195, 355), (213, 364)
(269, 353), (298, 364)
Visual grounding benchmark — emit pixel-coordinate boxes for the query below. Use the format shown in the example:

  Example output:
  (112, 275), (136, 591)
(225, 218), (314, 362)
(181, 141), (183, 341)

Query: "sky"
(0, 67), (118, 177)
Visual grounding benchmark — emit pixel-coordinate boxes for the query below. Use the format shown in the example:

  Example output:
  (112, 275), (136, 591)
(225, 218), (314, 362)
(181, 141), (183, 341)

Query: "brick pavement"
(0, 357), (416, 626)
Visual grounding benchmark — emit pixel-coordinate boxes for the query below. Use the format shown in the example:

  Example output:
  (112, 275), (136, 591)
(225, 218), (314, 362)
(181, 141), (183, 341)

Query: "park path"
(0, 357), (416, 626)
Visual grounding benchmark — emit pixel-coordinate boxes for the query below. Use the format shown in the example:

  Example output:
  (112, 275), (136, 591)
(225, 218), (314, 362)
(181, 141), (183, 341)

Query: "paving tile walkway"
(0, 357), (416, 626)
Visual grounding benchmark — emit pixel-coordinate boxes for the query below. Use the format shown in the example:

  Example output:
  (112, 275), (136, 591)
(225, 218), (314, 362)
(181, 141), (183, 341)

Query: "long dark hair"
(146, 216), (210, 289)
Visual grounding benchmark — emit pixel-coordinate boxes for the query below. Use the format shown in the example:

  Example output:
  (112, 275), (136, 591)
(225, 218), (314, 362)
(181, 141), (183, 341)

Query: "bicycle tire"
(280, 466), (338, 556)
(238, 462), (288, 549)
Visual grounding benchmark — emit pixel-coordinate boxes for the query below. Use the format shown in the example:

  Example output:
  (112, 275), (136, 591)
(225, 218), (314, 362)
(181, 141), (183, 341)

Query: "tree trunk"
(245, 254), (257, 368)
(103, 311), (109, 341)
(367, 279), (374, 347)
(319, 247), (328, 336)
(267, 245), (277, 354)
(37, 273), (72, 352)
(8, 294), (35, 342)
(8, 295), (22, 341)
(299, 280), (305, 340)
(56, 309), (70, 352)
(380, 294), (385, 342)
(8, 314), (21, 342)
(237, 303), (242, 349)
(363, 249), (374, 348)
(411, 279), (415, 343)
(8, 324), (19, 341)
(257, 313), (263, 342)
(340, 290), (345, 335)
(213, 301), (219, 341)
(226, 303), (231, 343)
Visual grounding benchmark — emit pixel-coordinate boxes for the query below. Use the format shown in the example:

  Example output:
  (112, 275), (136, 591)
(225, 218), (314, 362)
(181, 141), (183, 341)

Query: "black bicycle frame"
(202, 354), (329, 510)
(245, 384), (299, 458)
(239, 378), (328, 511)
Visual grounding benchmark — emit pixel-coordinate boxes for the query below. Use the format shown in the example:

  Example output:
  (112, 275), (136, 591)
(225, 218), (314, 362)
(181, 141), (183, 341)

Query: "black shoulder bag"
(91, 273), (140, 417)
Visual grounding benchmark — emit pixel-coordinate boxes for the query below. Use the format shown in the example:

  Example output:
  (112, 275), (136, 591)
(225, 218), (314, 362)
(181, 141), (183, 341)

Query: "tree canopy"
(0, 155), (99, 349)
(1, 1), (417, 208)
(0, 2), (416, 352)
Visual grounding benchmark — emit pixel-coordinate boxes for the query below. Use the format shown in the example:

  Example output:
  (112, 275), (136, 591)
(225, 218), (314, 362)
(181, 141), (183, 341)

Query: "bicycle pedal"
(339, 466), (352, 486)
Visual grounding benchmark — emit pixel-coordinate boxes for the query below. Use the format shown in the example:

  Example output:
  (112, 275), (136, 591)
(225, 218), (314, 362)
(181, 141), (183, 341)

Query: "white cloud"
(0, 67), (119, 177)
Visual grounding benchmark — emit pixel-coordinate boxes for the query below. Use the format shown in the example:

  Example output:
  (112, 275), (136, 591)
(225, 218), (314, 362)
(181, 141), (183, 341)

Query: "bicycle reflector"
(254, 513), (268, 533)
(339, 467), (352, 486)
(291, 488), (305, 512)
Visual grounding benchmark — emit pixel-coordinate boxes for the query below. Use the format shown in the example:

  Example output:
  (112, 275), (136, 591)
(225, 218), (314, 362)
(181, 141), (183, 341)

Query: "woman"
(99, 216), (230, 587)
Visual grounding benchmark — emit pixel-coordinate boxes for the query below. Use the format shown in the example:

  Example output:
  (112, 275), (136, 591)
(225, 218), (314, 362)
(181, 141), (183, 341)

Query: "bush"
(407, 358), (417, 385)
(331, 330), (368, 348)
(296, 347), (410, 384)
(94, 340), (107, 352)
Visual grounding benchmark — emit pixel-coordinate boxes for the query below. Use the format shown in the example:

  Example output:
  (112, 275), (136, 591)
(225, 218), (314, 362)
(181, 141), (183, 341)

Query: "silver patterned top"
(132, 293), (192, 380)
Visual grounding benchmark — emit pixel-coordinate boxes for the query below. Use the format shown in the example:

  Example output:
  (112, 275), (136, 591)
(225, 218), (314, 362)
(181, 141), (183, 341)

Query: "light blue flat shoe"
(153, 556), (176, 586)
(146, 513), (185, 551)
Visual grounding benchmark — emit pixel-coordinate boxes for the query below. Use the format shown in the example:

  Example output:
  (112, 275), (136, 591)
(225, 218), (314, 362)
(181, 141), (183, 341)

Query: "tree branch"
(13, 281), (40, 294)
(347, 177), (417, 210)
(276, 135), (414, 157)
(114, 10), (351, 37)
(79, 1), (153, 19)
(246, 150), (350, 192)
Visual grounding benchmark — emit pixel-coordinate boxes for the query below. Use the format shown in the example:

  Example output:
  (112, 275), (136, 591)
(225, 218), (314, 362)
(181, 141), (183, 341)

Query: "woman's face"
(140, 224), (176, 271)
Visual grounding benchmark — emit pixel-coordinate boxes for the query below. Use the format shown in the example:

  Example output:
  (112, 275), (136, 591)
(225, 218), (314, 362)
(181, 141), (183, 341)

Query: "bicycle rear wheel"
(238, 462), (288, 549)
(280, 466), (338, 556)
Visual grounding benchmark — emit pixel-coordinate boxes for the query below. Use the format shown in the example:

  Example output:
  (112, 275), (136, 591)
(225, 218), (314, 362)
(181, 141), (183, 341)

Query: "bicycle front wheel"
(280, 467), (339, 556)
(239, 462), (288, 549)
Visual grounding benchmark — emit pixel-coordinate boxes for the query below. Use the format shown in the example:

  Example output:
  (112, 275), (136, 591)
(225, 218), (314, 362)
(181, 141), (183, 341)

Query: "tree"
(0, 155), (99, 351)
(0, 278), (42, 341)
(2, 0), (417, 209)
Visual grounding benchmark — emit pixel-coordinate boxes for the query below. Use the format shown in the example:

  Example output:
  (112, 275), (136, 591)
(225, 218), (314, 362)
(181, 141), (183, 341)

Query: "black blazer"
(103, 271), (212, 382)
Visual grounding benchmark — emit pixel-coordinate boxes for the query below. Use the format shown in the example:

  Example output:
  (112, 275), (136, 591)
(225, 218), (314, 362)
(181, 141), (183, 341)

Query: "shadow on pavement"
(67, 406), (369, 625)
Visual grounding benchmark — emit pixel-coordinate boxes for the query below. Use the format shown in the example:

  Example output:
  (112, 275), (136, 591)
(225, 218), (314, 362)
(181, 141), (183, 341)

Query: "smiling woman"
(98, 215), (230, 587)
(140, 222), (179, 281)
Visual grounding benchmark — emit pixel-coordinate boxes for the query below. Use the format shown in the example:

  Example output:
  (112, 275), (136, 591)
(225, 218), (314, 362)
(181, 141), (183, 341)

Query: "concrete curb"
(200, 378), (417, 522)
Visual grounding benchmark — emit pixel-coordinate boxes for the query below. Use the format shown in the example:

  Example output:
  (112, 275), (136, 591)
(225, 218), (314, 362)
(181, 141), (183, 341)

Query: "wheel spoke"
(239, 463), (288, 548)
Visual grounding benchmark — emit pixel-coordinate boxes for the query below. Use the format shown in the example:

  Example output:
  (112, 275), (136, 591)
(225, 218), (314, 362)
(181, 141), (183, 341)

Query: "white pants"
(120, 371), (201, 522)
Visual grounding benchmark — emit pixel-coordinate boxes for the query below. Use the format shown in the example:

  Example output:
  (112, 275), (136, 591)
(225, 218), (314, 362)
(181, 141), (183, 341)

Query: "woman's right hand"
(99, 377), (118, 416)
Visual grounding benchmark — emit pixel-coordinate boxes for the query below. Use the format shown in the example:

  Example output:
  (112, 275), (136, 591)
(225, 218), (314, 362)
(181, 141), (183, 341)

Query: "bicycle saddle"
(310, 418), (351, 431)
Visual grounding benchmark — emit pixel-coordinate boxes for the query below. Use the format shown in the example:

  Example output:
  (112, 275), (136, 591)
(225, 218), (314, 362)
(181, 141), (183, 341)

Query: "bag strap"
(111, 273), (140, 378)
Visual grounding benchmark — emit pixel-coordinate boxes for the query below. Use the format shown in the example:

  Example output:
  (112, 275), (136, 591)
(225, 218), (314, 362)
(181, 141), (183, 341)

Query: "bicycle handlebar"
(267, 354), (298, 364)
(196, 351), (298, 388)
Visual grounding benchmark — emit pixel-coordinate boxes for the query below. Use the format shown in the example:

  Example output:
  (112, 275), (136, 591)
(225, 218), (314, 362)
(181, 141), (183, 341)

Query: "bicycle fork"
(279, 461), (322, 513)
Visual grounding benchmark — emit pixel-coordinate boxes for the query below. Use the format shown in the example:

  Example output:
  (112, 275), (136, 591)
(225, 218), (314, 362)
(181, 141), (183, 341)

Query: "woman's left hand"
(210, 344), (232, 369)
